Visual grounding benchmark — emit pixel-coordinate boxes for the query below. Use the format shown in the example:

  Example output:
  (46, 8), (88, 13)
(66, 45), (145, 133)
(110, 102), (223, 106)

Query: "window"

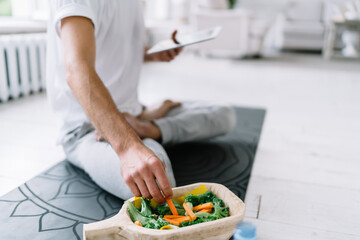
(0, 0), (48, 19)
(0, 0), (12, 16)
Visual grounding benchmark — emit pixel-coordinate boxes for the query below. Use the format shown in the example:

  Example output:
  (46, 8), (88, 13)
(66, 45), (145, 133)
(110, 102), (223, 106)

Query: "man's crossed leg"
(63, 100), (236, 199)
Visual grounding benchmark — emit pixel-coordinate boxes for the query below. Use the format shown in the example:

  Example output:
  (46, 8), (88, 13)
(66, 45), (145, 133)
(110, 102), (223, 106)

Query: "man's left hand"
(145, 48), (182, 62)
(144, 30), (183, 62)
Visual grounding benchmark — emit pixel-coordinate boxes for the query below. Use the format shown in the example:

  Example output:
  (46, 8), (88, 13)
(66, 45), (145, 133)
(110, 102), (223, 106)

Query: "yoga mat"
(0, 107), (265, 240)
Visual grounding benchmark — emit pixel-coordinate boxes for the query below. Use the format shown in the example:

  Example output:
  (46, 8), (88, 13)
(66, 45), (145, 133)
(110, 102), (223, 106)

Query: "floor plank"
(245, 176), (360, 236)
(0, 176), (24, 197)
(0, 143), (64, 180)
(244, 218), (360, 240)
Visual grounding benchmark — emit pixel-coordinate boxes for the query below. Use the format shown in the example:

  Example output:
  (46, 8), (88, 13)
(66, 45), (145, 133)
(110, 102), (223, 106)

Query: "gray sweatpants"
(62, 102), (236, 200)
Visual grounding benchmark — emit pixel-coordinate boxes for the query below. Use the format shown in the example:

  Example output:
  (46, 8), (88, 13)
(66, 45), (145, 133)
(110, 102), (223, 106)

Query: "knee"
(114, 187), (134, 200)
(217, 105), (237, 133)
(143, 139), (171, 166)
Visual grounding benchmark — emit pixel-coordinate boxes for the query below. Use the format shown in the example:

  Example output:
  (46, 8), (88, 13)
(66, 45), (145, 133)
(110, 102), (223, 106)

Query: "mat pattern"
(0, 107), (265, 240)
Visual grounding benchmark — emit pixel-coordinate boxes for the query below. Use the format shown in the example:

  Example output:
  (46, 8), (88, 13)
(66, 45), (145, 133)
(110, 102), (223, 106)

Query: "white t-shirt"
(46, 0), (145, 143)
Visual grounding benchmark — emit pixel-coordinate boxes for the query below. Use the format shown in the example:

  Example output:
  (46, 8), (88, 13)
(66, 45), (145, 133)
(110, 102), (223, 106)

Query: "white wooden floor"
(0, 52), (359, 239)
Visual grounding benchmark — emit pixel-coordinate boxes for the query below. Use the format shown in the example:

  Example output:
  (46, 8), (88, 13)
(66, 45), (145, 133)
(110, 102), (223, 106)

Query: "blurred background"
(1, 0), (360, 58)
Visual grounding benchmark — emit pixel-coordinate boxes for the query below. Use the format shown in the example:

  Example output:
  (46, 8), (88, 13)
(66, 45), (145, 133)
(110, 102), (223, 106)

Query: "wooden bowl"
(83, 182), (245, 240)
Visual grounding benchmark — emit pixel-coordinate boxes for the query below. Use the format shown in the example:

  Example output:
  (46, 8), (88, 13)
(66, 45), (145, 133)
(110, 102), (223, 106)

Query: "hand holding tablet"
(146, 26), (222, 55)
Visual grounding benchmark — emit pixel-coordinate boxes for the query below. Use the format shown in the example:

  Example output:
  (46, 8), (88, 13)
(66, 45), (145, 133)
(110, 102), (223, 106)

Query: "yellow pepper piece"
(133, 197), (142, 209)
(160, 225), (173, 230)
(150, 198), (158, 208)
(134, 197), (159, 209)
(173, 185), (208, 204)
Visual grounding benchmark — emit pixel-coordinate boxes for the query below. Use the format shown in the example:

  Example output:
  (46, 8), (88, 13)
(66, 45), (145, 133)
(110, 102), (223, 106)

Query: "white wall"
(238, 0), (286, 20)
(238, 0), (351, 20)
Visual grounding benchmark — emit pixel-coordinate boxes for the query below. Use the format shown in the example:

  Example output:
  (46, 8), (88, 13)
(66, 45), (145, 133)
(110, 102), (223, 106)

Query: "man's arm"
(60, 16), (172, 203)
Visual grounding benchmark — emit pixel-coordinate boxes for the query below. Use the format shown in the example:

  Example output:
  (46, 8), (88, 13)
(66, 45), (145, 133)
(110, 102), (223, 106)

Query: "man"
(47, 0), (236, 204)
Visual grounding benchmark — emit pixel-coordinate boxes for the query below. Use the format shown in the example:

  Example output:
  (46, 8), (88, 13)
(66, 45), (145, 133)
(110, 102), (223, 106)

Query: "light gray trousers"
(63, 102), (236, 200)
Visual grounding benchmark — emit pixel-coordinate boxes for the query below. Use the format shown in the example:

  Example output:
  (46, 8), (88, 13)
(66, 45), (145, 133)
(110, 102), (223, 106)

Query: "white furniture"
(323, 20), (360, 59)
(274, 0), (325, 51)
(192, 8), (269, 58)
(323, 1), (360, 59)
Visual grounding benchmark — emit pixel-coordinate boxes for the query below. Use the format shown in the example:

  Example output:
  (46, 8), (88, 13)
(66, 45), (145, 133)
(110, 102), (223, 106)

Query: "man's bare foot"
(139, 100), (181, 121)
(94, 113), (162, 142)
(123, 113), (161, 140)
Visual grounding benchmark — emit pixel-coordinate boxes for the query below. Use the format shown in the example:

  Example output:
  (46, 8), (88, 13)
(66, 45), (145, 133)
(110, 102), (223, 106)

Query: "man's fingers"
(147, 30), (182, 63)
(126, 180), (141, 197)
(162, 52), (172, 62)
(150, 159), (173, 199)
(145, 176), (165, 203)
(143, 157), (170, 202)
(167, 50), (176, 60)
(172, 30), (180, 44)
(174, 47), (183, 55)
(155, 52), (168, 62)
(135, 179), (152, 199)
(154, 170), (173, 199)
(171, 30), (182, 57)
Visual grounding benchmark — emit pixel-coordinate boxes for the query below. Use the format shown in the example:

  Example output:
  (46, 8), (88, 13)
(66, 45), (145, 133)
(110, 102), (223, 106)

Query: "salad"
(126, 185), (230, 230)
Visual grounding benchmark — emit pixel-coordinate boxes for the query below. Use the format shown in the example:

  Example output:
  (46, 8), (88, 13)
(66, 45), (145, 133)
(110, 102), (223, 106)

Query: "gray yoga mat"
(0, 107), (265, 240)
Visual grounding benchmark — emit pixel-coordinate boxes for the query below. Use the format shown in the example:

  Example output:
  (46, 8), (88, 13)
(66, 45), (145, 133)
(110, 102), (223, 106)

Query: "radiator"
(0, 33), (46, 102)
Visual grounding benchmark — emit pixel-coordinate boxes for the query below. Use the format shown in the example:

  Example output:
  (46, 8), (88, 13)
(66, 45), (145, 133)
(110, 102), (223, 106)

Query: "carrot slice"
(163, 215), (187, 219)
(193, 203), (213, 211)
(165, 198), (178, 215)
(163, 215), (190, 220)
(163, 216), (191, 226)
(183, 203), (196, 221)
(198, 208), (212, 213)
(134, 221), (142, 227)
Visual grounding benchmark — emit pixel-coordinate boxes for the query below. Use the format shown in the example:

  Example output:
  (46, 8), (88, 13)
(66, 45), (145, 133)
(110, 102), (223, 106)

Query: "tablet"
(146, 26), (222, 55)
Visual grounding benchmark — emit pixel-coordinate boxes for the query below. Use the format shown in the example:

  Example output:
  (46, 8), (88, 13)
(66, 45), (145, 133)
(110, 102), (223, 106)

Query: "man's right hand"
(119, 143), (173, 203)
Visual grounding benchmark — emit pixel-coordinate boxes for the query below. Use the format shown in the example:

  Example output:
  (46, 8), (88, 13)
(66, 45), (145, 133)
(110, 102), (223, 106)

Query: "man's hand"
(145, 48), (182, 62)
(144, 30), (183, 62)
(60, 16), (172, 202)
(120, 143), (173, 203)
